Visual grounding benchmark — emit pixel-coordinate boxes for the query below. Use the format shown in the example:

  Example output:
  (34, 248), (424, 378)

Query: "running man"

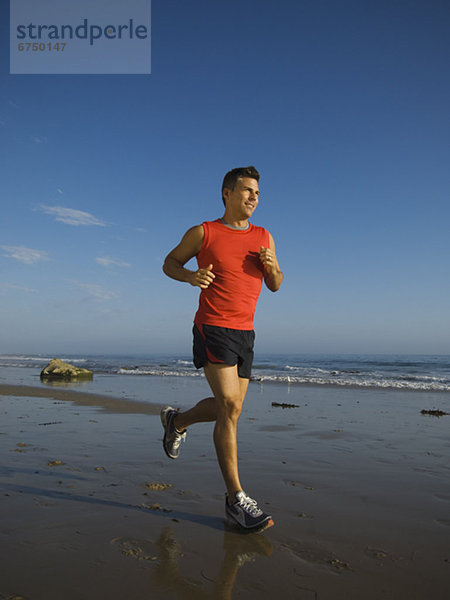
(161, 166), (283, 530)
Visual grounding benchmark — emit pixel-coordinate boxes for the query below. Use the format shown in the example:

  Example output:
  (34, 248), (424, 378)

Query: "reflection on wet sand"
(152, 526), (272, 600)
(113, 526), (272, 600)
(40, 378), (91, 389)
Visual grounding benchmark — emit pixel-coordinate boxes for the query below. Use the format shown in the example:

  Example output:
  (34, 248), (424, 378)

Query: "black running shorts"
(193, 323), (255, 379)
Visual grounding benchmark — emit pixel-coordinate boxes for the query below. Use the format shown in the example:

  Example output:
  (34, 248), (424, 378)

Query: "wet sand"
(1, 377), (449, 599)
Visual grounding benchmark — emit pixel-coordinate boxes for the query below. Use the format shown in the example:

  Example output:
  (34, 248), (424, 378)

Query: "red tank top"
(194, 219), (269, 330)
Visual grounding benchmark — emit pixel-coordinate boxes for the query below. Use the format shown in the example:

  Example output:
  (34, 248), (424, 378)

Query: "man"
(161, 166), (283, 530)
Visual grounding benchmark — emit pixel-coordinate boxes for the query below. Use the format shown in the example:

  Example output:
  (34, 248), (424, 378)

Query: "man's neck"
(220, 210), (250, 230)
(220, 216), (249, 230)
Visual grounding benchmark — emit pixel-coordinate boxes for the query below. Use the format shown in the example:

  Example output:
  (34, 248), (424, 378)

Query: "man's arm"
(163, 225), (215, 289)
(259, 232), (283, 292)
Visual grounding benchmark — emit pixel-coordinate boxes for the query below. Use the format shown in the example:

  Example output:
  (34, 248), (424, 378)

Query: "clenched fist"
(190, 263), (215, 289)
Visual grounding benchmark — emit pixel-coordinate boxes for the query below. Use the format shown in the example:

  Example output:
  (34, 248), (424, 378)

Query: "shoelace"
(237, 493), (263, 517)
(172, 429), (186, 450)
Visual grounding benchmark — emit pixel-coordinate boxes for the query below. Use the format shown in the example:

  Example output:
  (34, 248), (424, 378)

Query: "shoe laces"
(236, 492), (263, 517)
(171, 428), (186, 451)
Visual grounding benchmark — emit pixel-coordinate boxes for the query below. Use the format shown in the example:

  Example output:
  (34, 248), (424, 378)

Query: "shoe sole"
(225, 514), (274, 534)
(160, 406), (177, 460)
(160, 406), (174, 429)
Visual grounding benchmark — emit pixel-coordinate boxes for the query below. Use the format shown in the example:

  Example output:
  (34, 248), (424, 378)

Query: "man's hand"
(260, 241), (283, 292)
(259, 246), (278, 272)
(190, 264), (215, 289)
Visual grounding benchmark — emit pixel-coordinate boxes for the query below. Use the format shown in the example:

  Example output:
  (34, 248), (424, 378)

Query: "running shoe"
(160, 406), (186, 460)
(225, 491), (274, 531)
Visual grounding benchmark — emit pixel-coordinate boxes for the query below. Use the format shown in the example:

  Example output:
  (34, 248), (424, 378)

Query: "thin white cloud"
(57, 188), (64, 195)
(1, 245), (50, 264)
(0, 282), (39, 294)
(31, 135), (47, 144)
(40, 205), (107, 227)
(96, 256), (131, 268)
(72, 281), (119, 303)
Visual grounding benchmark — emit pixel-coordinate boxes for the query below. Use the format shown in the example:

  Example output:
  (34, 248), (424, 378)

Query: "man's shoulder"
(202, 219), (220, 227)
(249, 223), (270, 238)
(180, 224), (205, 252)
(250, 223), (268, 232)
(184, 223), (205, 237)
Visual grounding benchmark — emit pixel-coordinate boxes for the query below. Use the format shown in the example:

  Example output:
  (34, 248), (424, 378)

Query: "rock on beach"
(40, 358), (93, 381)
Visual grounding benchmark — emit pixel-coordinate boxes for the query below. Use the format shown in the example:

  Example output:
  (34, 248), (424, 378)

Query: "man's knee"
(217, 393), (242, 421)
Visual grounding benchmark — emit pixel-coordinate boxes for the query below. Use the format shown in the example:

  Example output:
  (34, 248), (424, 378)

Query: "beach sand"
(0, 375), (449, 599)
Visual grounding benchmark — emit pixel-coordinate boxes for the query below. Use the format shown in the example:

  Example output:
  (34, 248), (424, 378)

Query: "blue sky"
(1, 0), (449, 356)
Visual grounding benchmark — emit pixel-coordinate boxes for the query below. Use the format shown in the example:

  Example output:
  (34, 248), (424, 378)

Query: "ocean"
(1, 353), (449, 392)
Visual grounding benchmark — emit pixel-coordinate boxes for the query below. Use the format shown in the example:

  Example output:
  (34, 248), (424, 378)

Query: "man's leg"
(205, 363), (249, 500)
(174, 362), (248, 500)
(164, 362), (273, 529)
(174, 395), (217, 428)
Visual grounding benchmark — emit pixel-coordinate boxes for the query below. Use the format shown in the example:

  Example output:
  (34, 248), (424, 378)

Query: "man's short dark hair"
(221, 166), (260, 206)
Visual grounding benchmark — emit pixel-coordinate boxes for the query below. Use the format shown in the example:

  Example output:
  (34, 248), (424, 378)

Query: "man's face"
(224, 177), (259, 218)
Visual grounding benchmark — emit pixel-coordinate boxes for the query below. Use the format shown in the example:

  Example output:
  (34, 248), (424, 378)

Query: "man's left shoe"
(160, 406), (186, 460)
(225, 490), (274, 531)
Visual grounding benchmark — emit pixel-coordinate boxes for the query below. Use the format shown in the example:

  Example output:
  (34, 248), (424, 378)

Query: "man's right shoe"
(225, 491), (274, 531)
(160, 406), (186, 460)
